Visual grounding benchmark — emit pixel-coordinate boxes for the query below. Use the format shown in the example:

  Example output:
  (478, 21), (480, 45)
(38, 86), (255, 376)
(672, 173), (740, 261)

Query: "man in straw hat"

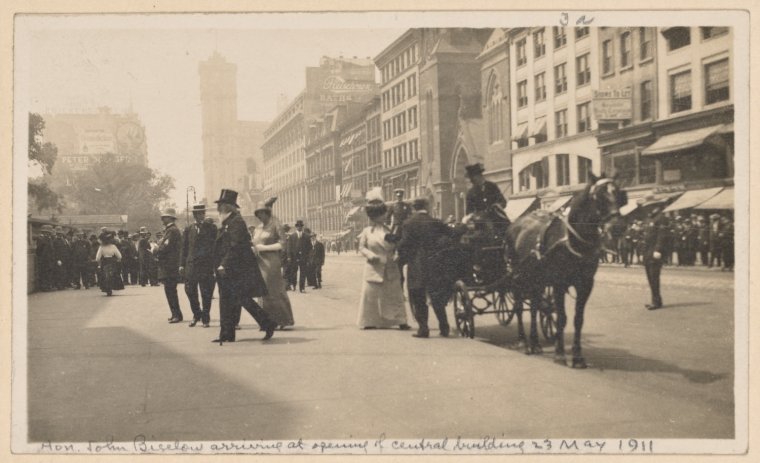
(156, 208), (184, 323)
(212, 189), (276, 343)
(180, 202), (217, 327)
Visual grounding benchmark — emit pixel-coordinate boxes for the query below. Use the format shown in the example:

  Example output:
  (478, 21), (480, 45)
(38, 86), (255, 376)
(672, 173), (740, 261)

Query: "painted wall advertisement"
(593, 87), (633, 121)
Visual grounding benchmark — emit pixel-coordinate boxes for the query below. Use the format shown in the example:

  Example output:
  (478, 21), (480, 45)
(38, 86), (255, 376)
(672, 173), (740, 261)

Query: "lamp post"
(186, 186), (196, 227)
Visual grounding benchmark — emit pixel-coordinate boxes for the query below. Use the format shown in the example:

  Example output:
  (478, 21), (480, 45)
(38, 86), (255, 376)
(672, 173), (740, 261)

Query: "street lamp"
(186, 186), (196, 226)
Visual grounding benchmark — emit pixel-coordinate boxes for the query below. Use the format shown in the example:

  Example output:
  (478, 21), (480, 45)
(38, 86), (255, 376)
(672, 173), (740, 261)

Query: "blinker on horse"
(505, 172), (627, 368)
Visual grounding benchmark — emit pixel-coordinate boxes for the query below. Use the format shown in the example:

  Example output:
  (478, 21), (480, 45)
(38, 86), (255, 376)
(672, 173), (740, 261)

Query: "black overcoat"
(156, 223), (182, 280)
(180, 221), (217, 280)
(214, 211), (268, 298)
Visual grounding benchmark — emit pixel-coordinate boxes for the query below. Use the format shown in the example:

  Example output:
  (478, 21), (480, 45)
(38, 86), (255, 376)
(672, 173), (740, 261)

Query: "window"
(705, 58), (729, 104)
(553, 27), (567, 48)
(554, 63), (567, 94)
(670, 70), (692, 113)
(516, 38), (527, 66)
(577, 156), (593, 184)
(534, 73), (546, 101)
(487, 77), (503, 143)
(620, 32), (631, 68)
(517, 80), (528, 107)
(556, 154), (570, 186)
(534, 29), (546, 58)
(639, 155), (656, 184)
(639, 27), (653, 60)
(555, 109), (568, 138)
(665, 27), (691, 51)
(536, 157), (550, 189)
(577, 102), (591, 133)
(576, 54), (590, 87)
(408, 74), (417, 97)
(575, 27), (589, 40)
(640, 80), (653, 120)
(519, 167), (532, 191)
(701, 27), (729, 40)
(408, 106), (418, 129)
(602, 40), (614, 75)
(611, 154), (636, 188)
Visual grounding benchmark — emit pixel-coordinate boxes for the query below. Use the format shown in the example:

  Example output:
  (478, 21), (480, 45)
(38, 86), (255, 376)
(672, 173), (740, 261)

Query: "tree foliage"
(28, 113), (63, 213)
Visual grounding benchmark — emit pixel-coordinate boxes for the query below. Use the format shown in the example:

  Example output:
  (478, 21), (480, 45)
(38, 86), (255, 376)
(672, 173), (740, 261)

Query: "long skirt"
(357, 263), (407, 328)
(257, 251), (294, 327)
(99, 258), (125, 295)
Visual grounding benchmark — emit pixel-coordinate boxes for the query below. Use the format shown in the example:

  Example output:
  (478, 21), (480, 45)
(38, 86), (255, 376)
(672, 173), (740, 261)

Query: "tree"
(28, 113), (63, 213)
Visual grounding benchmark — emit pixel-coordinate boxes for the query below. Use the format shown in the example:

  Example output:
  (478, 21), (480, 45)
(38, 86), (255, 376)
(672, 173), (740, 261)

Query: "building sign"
(305, 58), (377, 113)
(322, 76), (374, 92)
(79, 129), (115, 154)
(593, 87), (632, 121)
(662, 169), (682, 182)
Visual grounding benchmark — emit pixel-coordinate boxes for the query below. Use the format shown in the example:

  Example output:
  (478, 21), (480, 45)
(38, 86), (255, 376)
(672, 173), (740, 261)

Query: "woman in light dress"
(357, 188), (411, 330)
(96, 230), (124, 296)
(252, 197), (295, 329)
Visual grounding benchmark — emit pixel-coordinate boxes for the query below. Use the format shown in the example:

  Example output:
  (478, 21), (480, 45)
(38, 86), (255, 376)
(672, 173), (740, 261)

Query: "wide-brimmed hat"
(254, 196), (277, 217)
(161, 208), (177, 219)
(139, 226), (149, 234)
(191, 202), (207, 213)
(465, 163), (485, 177)
(365, 186), (385, 205)
(40, 225), (54, 233)
(214, 189), (240, 208)
(295, 219), (304, 228)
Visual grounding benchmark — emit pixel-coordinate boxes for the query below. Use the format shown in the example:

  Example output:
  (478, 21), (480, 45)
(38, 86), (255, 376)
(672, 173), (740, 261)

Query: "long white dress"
(356, 224), (408, 328)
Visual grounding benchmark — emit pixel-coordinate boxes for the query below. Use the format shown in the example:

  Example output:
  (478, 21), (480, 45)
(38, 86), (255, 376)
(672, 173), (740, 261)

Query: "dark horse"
(505, 173), (627, 368)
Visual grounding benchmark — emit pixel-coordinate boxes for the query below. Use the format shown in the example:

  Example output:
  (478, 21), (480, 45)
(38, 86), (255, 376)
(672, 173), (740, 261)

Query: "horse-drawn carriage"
(443, 173), (628, 368)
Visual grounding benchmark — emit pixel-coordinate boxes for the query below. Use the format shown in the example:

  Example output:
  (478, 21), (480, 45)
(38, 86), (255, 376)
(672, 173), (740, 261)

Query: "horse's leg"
(572, 279), (594, 369)
(553, 284), (568, 366)
(528, 289), (542, 354)
(513, 295), (528, 350)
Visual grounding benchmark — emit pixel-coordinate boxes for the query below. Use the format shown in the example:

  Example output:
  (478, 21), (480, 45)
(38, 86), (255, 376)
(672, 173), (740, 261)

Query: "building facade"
(262, 56), (377, 226)
(198, 52), (267, 213)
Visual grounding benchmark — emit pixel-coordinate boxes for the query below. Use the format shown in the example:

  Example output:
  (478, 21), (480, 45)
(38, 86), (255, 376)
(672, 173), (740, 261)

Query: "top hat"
(295, 220), (304, 228)
(254, 196), (278, 217)
(191, 202), (207, 213)
(161, 208), (177, 219)
(465, 163), (486, 177)
(214, 189), (240, 208)
(139, 226), (149, 234)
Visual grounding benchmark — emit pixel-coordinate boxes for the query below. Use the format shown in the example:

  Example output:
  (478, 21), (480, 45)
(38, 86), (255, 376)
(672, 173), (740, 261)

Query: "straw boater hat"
(161, 208), (177, 219)
(254, 196), (278, 218)
(139, 226), (149, 234)
(191, 202), (206, 213)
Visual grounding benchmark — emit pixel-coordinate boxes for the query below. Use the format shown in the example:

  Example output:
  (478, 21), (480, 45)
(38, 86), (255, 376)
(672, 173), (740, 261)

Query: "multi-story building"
(262, 56), (377, 226)
(505, 26), (602, 217)
(199, 52), (268, 214)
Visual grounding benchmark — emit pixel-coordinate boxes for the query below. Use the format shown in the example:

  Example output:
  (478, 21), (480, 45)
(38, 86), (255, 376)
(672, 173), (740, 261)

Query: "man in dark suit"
(35, 225), (56, 291)
(116, 230), (133, 285)
(52, 226), (71, 290)
(180, 202), (217, 327)
(212, 189), (276, 344)
(287, 219), (313, 293)
(70, 230), (92, 289)
(309, 234), (325, 289)
(643, 207), (667, 310)
(397, 198), (454, 338)
(156, 208), (184, 323)
(465, 162), (507, 215)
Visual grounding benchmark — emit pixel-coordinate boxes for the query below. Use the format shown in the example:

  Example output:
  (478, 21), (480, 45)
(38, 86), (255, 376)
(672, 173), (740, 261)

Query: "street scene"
(16, 14), (741, 454)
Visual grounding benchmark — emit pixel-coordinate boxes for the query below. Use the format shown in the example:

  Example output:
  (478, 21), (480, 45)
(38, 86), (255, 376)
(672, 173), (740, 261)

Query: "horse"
(505, 173), (627, 368)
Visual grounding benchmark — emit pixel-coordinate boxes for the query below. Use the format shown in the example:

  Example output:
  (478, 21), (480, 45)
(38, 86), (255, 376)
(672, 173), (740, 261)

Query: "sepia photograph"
(8, 7), (749, 456)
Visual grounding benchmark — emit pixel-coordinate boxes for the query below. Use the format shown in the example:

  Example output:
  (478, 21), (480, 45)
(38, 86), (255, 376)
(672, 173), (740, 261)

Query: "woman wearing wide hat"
(95, 229), (125, 296)
(252, 197), (295, 328)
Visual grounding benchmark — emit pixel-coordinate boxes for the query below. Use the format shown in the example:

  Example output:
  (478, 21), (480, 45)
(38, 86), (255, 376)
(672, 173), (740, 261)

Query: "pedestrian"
(356, 188), (410, 331)
(397, 197), (453, 337)
(129, 233), (141, 283)
(156, 208), (184, 323)
(697, 215), (710, 266)
(252, 197), (294, 329)
(70, 230), (92, 289)
(309, 234), (325, 289)
(137, 227), (151, 286)
(87, 234), (99, 287)
(150, 233), (161, 285)
(117, 230), (134, 285)
(52, 226), (71, 290)
(336, 239), (342, 255)
(720, 216), (734, 271)
(35, 224), (56, 292)
(286, 219), (313, 293)
(180, 202), (217, 328)
(303, 227), (318, 289)
(95, 230), (124, 297)
(709, 213), (723, 268)
(212, 189), (276, 344)
(643, 207), (667, 310)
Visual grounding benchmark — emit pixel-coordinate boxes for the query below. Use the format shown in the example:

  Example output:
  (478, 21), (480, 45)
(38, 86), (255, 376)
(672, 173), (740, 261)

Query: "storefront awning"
(512, 123), (528, 141)
(663, 187), (723, 212)
(641, 124), (725, 156)
(546, 195), (572, 213)
(531, 119), (547, 138)
(505, 197), (538, 221)
(695, 187), (734, 210)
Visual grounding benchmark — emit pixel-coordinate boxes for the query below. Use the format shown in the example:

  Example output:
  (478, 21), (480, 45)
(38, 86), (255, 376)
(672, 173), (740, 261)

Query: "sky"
(25, 21), (404, 206)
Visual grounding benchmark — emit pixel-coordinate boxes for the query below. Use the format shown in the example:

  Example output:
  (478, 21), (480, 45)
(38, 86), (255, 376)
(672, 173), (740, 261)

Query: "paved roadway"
(25, 254), (735, 443)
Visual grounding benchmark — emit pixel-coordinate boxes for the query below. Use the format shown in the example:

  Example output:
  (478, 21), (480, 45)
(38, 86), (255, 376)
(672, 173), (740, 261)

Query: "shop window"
(556, 154), (570, 186)
(670, 70), (692, 113)
(611, 154), (636, 188)
(705, 58), (729, 105)
(576, 54), (591, 87)
(664, 27), (691, 51)
(535, 158), (550, 189)
(553, 27), (567, 48)
(518, 167), (532, 191)
(701, 27), (729, 40)
(577, 156), (593, 183)
(534, 29), (546, 58)
(602, 39), (614, 75)
(640, 80), (653, 120)
(554, 63), (567, 94)
(638, 154), (656, 184)
(661, 149), (727, 183)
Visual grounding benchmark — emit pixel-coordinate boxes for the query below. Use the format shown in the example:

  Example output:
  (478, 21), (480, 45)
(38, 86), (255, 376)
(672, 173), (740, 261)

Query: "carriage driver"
(463, 163), (509, 236)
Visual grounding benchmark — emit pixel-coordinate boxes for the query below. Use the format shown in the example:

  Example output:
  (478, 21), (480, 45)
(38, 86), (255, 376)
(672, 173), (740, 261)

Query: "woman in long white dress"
(357, 189), (410, 330)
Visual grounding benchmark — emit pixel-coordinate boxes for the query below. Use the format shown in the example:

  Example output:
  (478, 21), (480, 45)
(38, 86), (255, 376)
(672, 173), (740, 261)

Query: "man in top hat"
(35, 224), (56, 291)
(70, 230), (92, 289)
(180, 202), (217, 327)
(286, 219), (313, 293)
(465, 163), (507, 215)
(52, 225), (72, 290)
(212, 189), (276, 343)
(642, 206), (667, 310)
(156, 208), (184, 323)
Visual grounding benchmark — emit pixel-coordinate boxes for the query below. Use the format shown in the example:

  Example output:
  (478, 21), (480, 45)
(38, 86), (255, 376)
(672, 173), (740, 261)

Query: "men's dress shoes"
(263, 323), (276, 341)
(211, 338), (233, 345)
(202, 323), (210, 328)
(399, 324), (412, 330)
(169, 317), (182, 324)
(440, 326), (450, 337)
(167, 317), (174, 321)
(646, 303), (663, 311)
(188, 320), (198, 327)
(412, 331), (430, 338)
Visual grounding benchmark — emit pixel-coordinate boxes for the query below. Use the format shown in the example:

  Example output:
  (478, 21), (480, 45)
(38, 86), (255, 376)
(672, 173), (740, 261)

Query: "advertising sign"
(79, 129), (115, 154)
(593, 87), (633, 121)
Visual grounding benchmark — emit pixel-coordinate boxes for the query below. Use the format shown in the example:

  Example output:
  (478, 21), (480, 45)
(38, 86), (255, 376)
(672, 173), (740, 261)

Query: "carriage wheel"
(494, 290), (515, 326)
(453, 281), (475, 339)
(539, 286), (558, 342)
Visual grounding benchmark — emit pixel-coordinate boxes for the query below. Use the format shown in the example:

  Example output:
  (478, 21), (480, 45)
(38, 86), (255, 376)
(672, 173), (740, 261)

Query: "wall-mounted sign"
(593, 87), (633, 121)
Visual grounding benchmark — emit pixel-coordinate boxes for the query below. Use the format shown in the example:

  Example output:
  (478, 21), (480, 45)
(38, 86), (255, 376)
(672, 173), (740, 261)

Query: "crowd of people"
(602, 211), (735, 271)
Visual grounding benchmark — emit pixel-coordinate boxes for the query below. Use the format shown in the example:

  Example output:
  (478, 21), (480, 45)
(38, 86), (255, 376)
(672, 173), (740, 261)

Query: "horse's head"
(587, 172), (627, 239)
